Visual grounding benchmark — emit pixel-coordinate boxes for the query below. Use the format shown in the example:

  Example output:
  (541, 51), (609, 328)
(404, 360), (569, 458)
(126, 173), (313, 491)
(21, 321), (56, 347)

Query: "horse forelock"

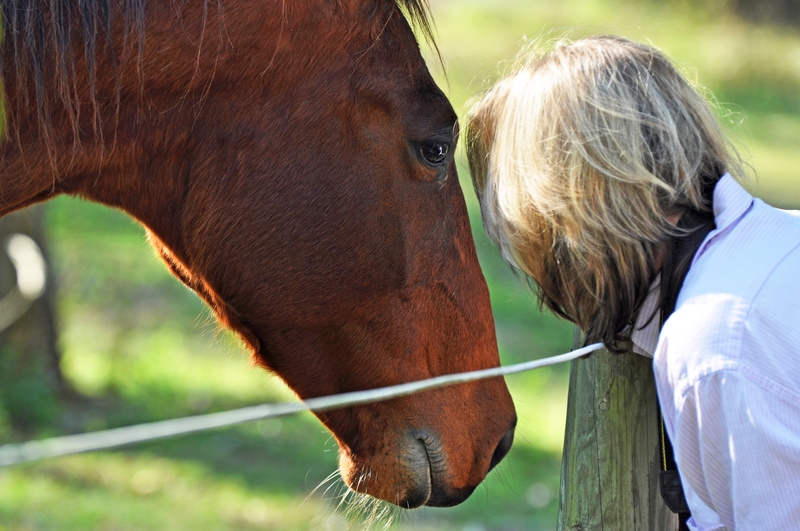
(392, 0), (437, 48)
(354, 0), (441, 78)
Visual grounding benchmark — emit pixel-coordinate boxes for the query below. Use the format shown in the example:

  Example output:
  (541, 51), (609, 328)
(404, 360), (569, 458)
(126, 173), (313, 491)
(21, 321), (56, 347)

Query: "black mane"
(396, 0), (437, 47)
(0, 0), (146, 143)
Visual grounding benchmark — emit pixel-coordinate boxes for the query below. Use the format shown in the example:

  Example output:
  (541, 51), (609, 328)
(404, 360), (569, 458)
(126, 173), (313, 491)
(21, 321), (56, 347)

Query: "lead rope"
(0, 342), (604, 467)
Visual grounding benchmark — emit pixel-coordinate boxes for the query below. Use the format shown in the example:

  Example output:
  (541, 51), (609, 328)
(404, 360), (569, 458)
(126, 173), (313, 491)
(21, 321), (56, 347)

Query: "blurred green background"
(1, 1), (799, 529)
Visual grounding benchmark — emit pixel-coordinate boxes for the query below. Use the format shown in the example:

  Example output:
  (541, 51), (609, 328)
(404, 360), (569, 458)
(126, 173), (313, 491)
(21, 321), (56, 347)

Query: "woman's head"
(466, 34), (745, 350)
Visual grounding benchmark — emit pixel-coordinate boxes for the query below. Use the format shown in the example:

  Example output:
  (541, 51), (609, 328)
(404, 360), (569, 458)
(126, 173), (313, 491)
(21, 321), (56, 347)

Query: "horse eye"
(419, 141), (450, 166)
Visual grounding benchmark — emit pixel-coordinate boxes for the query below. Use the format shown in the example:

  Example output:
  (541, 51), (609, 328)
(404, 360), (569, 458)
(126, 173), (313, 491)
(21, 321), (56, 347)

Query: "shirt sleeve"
(673, 368), (800, 530)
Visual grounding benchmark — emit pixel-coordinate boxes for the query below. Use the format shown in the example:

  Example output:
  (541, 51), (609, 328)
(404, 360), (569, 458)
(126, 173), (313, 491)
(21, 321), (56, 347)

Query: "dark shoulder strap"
(657, 215), (715, 528)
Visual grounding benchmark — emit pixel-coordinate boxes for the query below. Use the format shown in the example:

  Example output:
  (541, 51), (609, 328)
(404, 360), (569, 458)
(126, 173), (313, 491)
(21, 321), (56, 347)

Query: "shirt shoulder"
(683, 199), (800, 303)
(655, 193), (800, 399)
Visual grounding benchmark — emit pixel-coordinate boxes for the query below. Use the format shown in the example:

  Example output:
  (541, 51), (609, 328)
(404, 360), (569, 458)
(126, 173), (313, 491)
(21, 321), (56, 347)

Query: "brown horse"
(0, 0), (516, 508)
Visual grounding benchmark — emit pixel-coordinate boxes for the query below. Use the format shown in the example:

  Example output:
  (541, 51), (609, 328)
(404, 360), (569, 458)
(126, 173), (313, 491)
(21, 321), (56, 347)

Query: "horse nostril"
(488, 427), (515, 472)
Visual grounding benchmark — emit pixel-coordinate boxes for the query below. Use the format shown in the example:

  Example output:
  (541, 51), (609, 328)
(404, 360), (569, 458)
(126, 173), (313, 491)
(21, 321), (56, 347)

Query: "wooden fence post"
(557, 327), (677, 530)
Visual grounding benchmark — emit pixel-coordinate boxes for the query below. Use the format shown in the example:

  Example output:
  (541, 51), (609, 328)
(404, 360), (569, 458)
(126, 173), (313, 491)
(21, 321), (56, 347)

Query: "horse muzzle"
(338, 421), (516, 508)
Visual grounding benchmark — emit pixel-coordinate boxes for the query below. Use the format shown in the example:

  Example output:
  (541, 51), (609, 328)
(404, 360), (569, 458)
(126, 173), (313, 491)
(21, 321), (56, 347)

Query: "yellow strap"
(660, 415), (668, 471)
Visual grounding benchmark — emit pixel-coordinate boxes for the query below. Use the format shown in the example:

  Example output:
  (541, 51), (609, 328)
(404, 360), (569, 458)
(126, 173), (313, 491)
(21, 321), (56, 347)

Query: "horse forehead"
(342, 43), (454, 131)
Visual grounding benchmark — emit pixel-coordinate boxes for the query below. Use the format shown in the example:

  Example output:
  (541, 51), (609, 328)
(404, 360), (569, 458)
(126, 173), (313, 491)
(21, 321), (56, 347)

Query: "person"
(465, 34), (800, 530)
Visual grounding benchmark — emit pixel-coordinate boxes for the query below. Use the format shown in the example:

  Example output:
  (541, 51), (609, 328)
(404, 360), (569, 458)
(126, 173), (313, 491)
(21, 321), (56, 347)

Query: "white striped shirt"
(643, 175), (800, 530)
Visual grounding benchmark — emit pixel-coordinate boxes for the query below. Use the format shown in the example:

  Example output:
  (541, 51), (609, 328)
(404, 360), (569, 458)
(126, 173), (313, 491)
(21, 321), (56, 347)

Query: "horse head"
(0, 0), (516, 508)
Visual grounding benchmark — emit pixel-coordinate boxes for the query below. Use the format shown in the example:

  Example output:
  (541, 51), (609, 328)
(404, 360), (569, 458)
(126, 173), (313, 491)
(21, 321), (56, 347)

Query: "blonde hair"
(466, 35), (746, 351)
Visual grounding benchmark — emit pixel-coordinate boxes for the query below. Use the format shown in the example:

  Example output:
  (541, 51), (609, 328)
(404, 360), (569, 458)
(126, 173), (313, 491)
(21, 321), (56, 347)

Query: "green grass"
(2, 1), (800, 530)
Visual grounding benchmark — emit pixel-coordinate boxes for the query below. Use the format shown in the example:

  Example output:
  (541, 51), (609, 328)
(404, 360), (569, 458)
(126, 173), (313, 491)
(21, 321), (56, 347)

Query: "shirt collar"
(692, 173), (754, 267)
(712, 173), (754, 230)
(632, 174), (753, 358)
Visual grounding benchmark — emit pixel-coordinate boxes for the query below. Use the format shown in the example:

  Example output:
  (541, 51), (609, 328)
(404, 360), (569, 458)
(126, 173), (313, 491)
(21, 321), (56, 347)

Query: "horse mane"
(0, 0), (148, 148)
(0, 0), (436, 145)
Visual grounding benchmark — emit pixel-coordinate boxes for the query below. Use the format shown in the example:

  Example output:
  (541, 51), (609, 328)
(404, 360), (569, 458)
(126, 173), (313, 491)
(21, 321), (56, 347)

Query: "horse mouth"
(410, 426), (514, 508)
(391, 435), (432, 509)
(407, 432), (476, 509)
(339, 425), (516, 509)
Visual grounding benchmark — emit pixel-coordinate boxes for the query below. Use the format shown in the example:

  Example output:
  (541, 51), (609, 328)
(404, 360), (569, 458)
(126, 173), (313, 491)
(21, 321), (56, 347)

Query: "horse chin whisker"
(492, 461), (513, 491)
(341, 489), (402, 531)
(304, 468), (342, 505)
(311, 467), (404, 530)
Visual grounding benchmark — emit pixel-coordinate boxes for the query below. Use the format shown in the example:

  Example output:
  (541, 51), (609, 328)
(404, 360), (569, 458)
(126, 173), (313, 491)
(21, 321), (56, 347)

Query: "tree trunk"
(558, 328), (677, 531)
(0, 204), (66, 431)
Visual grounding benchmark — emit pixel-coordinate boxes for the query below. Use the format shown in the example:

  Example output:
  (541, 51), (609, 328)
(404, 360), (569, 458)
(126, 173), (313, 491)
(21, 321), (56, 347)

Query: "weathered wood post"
(557, 327), (677, 530)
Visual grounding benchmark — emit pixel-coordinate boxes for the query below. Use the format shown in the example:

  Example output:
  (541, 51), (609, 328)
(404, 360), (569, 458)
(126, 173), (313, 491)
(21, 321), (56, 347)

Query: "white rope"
(0, 342), (604, 466)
